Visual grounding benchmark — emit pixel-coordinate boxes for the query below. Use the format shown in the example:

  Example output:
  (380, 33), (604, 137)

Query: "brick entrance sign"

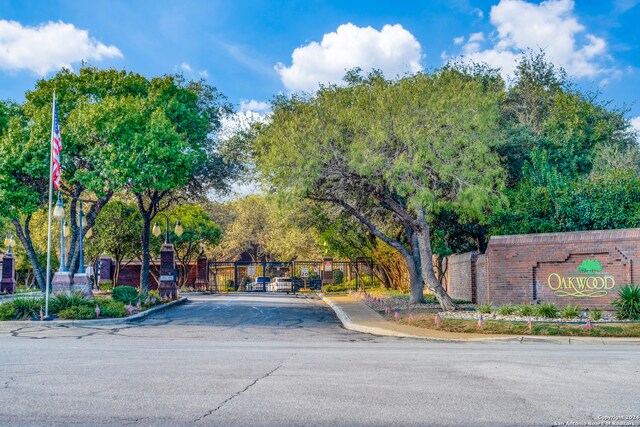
(443, 229), (640, 309)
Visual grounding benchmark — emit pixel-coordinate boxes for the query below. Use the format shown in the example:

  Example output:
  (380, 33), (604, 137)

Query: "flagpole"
(44, 91), (56, 318)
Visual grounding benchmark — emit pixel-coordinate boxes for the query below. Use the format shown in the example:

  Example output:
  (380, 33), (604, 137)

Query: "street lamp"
(152, 215), (183, 244)
(53, 193), (66, 272)
(3, 233), (15, 254)
(78, 201), (86, 274)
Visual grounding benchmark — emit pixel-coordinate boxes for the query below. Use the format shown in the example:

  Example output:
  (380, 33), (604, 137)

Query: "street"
(0, 293), (638, 426)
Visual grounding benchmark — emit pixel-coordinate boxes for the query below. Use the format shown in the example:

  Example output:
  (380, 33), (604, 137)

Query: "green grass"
(397, 312), (640, 337)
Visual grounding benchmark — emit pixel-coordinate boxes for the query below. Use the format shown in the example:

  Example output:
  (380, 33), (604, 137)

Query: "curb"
(319, 293), (423, 339)
(30, 297), (188, 327)
(318, 294), (640, 345)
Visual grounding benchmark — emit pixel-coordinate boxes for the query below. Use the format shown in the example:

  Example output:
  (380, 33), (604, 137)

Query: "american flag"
(51, 93), (62, 190)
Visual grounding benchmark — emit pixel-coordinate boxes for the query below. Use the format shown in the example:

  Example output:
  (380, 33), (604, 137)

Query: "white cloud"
(240, 99), (270, 114)
(455, 0), (615, 82)
(276, 23), (423, 92)
(453, 36), (465, 45)
(472, 8), (485, 19)
(0, 19), (122, 75)
(180, 62), (192, 72)
(199, 70), (209, 79)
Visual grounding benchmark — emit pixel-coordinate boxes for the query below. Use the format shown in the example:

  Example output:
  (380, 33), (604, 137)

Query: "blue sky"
(1, 0), (639, 129)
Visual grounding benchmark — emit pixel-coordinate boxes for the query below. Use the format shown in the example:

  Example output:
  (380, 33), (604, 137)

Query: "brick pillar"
(98, 254), (113, 284)
(159, 243), (177, 299)
(322, 257), (333, 286)
(194, 254), (209, 291)
(1, 252), (16, 293)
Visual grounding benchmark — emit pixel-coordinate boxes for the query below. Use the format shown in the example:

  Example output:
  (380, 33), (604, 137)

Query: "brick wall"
(444, 252), (477, 303)
(101, 259), (198, 289)
(439, 228), (640, 309)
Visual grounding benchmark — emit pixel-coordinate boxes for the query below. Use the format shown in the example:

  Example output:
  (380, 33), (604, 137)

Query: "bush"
(612, 284), (640, 320)
(560, 304), (581, 319)
(0, 302), (15, 320)
(148, 290), (159, 300)
(333, 270), (344, 285)
(50, 292), (92, 313)
(12, 297), (45, 320)
(112, 286), (139, 304)
(497, 303), (517, 316)
(590, 309), (603, 321)
(517, 304), (535, 316)
(322, 284), (351, 293)
(58, 305), (96, 320)
(98, 299), (126, 318)
(535, 303), (559, 318)
(477, 303), (493, 314)
(99, 281), (114, 292)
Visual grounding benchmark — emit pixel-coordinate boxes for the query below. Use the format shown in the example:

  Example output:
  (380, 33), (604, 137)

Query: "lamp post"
(3, 233), (15, 254)
(152, 214), (183, 300)
(1, 233), (16, 293)
(53, 193), (66, 272)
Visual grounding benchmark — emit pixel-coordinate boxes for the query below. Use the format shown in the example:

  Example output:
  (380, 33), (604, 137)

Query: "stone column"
(1, 252), (16, 294)
(51, 270), (72, 294)
(98, 254), (113, 285)
(322, 257), (334, 286)
(194, 254), (209, 291)
(158, 243), (177, 299)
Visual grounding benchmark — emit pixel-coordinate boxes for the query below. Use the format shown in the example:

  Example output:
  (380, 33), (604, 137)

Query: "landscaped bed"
(348, 285), (640, 337)
(0, 286), (171, 321)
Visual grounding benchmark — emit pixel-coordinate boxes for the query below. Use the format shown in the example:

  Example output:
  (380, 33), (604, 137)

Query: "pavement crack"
(3, 376), (14, 389)
(195, 363), (283, 422)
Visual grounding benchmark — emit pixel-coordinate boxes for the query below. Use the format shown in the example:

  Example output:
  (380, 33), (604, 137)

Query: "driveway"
(0, 293), (638, 426)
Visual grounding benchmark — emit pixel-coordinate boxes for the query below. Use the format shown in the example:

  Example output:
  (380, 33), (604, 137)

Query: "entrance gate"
(208, 258), (375, 293)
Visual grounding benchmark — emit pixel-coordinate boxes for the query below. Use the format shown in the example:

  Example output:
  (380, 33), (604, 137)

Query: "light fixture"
(53, 194), (65, 220)
(63, 221), (70, 238)
(4, 233), (15, 253)
(152, 222), (161, 237)
(174, 220), (183, 237)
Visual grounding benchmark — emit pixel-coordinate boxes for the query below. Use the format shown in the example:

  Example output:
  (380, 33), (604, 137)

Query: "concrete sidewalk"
(320, 293), (640, 345)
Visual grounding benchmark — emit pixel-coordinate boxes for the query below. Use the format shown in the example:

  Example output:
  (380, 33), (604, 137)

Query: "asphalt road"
(0, 293), (638, 427)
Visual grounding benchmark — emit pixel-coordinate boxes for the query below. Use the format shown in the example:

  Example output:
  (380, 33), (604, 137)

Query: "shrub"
(477, 303), (493, 314)
(535, 303), (559, 318)
(12, 297), (45, 320)
(590, 309), (603, 321)
(612, 284), (640, 320)
(50, 292), (92, 313)
(517, 304), (535, 316)
(57, 305), (96, 320)
(99, 281), (114, 292)
(112, 286), (139, 304)
(148, 290), (159, 300)
(98, 300), (126, 318)
(0, 302), (16, 320)
(322, 284), (351, 293)
(497, 303), (517, 316)
(333, 270), (344, 285)
(560, 304), (581, 319)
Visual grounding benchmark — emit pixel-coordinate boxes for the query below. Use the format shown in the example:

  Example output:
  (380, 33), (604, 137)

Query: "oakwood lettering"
(547, 273), (615, 298)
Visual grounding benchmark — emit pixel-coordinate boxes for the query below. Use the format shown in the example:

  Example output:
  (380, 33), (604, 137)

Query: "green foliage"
(477, 303), (493, 314)
(0, 302), (15, 320)
(517, 304), (536, 316)
(497, 303), (517, 316)
(560, 304), (581, 319)
(333, 270), (344, 285)
(11, 297), (45, 320)
(321, 284), (352, 293)
(111, 286), (139, 304)
(589, 309), (604, 321)
(97, 299), (127, 318)
(535, 303), (559, 318)
(612, 284), (640, 320)
(100, 281), (114, 292)
(50, 292), (92, 313)
(58, 306), (96, 320)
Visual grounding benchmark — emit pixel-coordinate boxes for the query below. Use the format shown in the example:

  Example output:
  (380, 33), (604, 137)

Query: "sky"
(1, 0), (640, 132)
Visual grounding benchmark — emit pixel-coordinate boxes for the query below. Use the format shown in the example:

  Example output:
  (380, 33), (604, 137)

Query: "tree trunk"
(11, 217), (46, 291)
(408, 230), (425, 304)
(140, 213), (151, 295)
(415, 217), (458, 311)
